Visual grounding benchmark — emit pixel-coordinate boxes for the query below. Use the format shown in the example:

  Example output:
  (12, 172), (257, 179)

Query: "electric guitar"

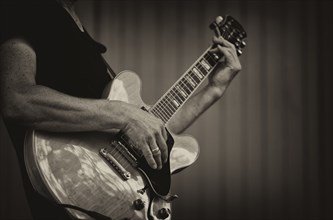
(24, 15), (247, 220)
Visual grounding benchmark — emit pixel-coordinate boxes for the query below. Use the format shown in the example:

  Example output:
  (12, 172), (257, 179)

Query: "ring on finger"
(152, 148), (160, 155)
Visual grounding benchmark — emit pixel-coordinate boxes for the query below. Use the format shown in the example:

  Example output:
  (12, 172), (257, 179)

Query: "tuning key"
(216, 16), (223, 25)
(237, 49), (243, 56)
(241, 41), (246, 48)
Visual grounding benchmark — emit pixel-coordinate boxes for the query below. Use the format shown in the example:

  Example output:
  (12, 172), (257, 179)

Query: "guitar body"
(24, 70), (199, 220)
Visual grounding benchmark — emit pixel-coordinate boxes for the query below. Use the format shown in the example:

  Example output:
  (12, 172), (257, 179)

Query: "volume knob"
(157, 208), (171, 219)
(133, 199), (145, 210)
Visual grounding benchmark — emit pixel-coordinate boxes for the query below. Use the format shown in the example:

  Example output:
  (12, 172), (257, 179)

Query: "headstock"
(210, 15), (247, 56)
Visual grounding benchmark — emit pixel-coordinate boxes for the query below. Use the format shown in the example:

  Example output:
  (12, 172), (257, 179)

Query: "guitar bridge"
(99, 147), (131, 180)
(99, 140), (138, 181)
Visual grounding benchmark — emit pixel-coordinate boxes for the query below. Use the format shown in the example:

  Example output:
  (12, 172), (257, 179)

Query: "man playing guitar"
(0, 0), (242, 219)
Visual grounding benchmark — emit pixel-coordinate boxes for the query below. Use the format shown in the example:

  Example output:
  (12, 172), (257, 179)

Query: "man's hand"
(121, 105), (168, 170)
(208, 36), (242, 95)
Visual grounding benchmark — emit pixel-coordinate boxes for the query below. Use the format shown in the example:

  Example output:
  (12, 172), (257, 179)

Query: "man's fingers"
(210, 45), (234, 63)
(148, 136), (162, 169)
(162, 127), (168, 140)
(156, 132), (168, 164)
(213, 36), (235, 49)
(218, 45), (235, 59)
(142, 144), (158, 169)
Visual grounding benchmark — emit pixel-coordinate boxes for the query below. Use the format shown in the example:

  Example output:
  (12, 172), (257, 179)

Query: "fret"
(198, 63), (208, 75)
(167, 91), (181, 108)
(172, 99), (180, 108)
(189, 71), (201, 83)
(180, 78), (192, 94)
(171, 88), (184, 103)
(164, 95), (177, 112)
(184, 77), (195, 90)
(195, 63), (207, 76)
(200, 58), (211, 71)
(173, 86), (186, 101)
(163, 99), (176, 115)
(151, 107), (168, 121)
(152, 106), (169, 122)
(151, 47), (220, 124)
(204, 53), (217, 66)
(185, 74), (197, 88)
(192, 67), (203, 79)
(170, 91), (182, 109)
(158, 100), (173, 118)
(151, 109), (167, 123)
(176, 84), (188, 99)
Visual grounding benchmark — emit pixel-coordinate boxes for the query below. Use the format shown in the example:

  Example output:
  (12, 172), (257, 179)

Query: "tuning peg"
(216, 16), (223, 25)
(241, 41), (246, 48)
(210, 16), (224, 36)
(237, 49), (243, 56)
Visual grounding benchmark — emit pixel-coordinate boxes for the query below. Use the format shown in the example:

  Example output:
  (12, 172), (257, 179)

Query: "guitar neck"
(149, 46), (219, 124)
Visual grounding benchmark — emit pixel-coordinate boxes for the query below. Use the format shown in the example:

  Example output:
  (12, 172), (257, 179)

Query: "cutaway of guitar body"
(24, 70), (199, 220)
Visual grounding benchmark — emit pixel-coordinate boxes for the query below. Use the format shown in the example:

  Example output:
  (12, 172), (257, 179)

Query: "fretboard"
(150, 47), (219, 124)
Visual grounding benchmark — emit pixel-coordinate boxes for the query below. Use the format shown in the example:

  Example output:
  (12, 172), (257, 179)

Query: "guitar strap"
(35, 191), (112, 220)
(59, 203), (112, 220)
(101, 55), (117, 80)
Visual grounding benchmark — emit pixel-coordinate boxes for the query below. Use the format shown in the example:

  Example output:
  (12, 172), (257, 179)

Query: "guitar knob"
(241, 41), (246, 48)
(237, 49), (243, 56)
(133, 199), (145, 210)
(157, 208), (171, 219)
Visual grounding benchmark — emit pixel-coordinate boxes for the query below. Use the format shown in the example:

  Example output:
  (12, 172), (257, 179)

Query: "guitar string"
(153, 53), (215, 122)
(155, 98), (174, 119)
(150, 107), (168, 123)
(109, 141), (134, 171)
(151, 56), (206, 120)
(152, 96), (174, 119)
(151, 109), (168, 123)
(150, 105), (167, 120)
(157, 98), (174, 117)
(153, 23), (239, 122)
(152, 102), (172, 122)
(159, 47), (225, 121)
(151, 41), (225, 121)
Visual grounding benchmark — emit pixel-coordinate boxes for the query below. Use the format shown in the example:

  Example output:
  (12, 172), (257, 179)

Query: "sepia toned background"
(1, 0), (332, 219)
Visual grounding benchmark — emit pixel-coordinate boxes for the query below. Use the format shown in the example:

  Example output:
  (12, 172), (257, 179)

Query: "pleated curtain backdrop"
(1, 0), (332, 219)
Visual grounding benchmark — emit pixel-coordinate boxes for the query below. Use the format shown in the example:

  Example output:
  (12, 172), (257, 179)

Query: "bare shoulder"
(0, 38), (36, 62)
(0, 38), (37, 84)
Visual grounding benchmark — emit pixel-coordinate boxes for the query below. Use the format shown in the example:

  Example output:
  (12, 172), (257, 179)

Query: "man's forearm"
(167, 84), (227, 134)
(2, 85), (131, 132)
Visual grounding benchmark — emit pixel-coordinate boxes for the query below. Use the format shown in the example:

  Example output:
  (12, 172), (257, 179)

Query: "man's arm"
(0, 38), (167, 169)
(168, 36), (242, 134)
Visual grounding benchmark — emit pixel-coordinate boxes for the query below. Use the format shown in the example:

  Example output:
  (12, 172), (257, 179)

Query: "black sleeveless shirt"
(1, 1), (110, 218)
(1, 1), (110, 98)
